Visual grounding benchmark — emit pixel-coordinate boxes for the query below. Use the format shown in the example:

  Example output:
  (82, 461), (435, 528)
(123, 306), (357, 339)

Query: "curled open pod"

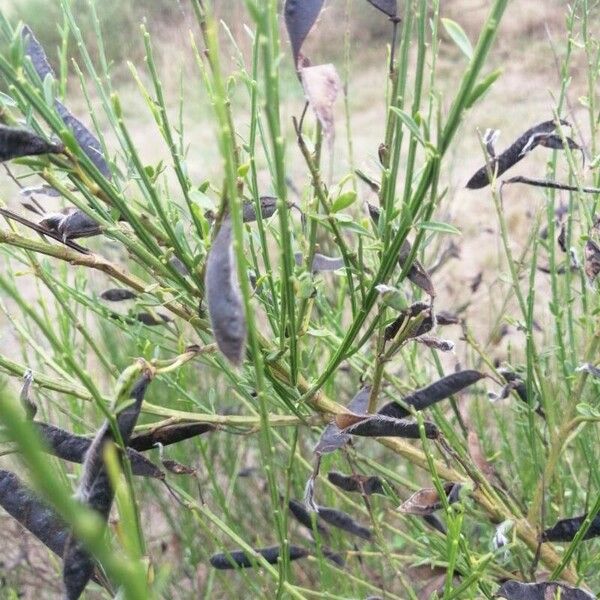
(466, 119), (569, 189)
(63, 372), (153, 600)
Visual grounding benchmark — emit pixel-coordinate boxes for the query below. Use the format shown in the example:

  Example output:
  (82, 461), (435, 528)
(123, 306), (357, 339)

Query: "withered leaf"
(100, 288), (138, 302)
(301, 63), (342, 150)
(466, 120), (568, 189)
(210, 545), (309, 570)
(378, 370), (485, 419)
(327, 471), (387, 496)
(205, 218), (247, 365)
(398, 482), (461, 516)
(416, 335), (455, 352)
(284, 0), (325, 67)
(0, 125), (63, 162)
(496, 581), (594, 600)
(542, 513), (600, 542)
(584, 240), (600, 282)
(366, 0), (397, 18)
(161, 459), (196, 476)
(314, 386), (370, 455)
(558, 222), (567, 253)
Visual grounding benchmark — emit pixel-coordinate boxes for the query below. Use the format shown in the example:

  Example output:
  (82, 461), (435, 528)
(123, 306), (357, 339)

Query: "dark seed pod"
(314, 386), (370, 455)
(399, 240), (435, 298)
(422, 513), (446, 535)
(21, 25), (55, 80)
(56, 210), (101, 240)
(538, 133), (581, 152)
(0, 125), (64, 162)
(205, 218), (247, 366)
(384, 301), (431, 341)
(584, 240), (600, 283)
(0, 468), (68, 557)
(242, 196), (278, 223)
(169, 256), (189, 276)
(542, 513), (600, 542)
(496, 581), (594, 600)
(22, 26), (111, 179)
(134, 312), (172, 326)
(288, 499), (329, 536)
(466, 120), (567, 189)
(366, 0), (397, 18)
(209, 545), (309, 570)
(100, 288), (138, 302)
(316, 507), (372, 540)
(377, 370), (485, 419)
(284, 0), (325, 67)
(39, 212), (66, 232)
(129, 422), (213, 452)
(321, 548), (345, 567)
(295, 252), (345, 272)
(63, 373), (152, 600)
(436, 311), (459, 325)
(398, 482), (461, 516)
(378, 370), (485, 419)
(342, 414), (438, 440)
(327, 471), (387, 496)
(33, 422), (164, 479)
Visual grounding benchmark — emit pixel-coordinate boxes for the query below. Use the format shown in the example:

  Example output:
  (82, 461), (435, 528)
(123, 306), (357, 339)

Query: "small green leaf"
(0, 92), (16, 107)
(466, 69), (502, 109)
(375, 284), (407, 311)
(442, 18), (473, 59)
(389, 107), (425, 146)
(331, 190), (357, 213)
(418, 221), (461, 235)
(237, 162), (250, 178)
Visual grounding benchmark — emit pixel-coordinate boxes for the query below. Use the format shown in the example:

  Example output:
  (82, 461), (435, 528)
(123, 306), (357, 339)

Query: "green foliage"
(0, 0), (599, 599)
